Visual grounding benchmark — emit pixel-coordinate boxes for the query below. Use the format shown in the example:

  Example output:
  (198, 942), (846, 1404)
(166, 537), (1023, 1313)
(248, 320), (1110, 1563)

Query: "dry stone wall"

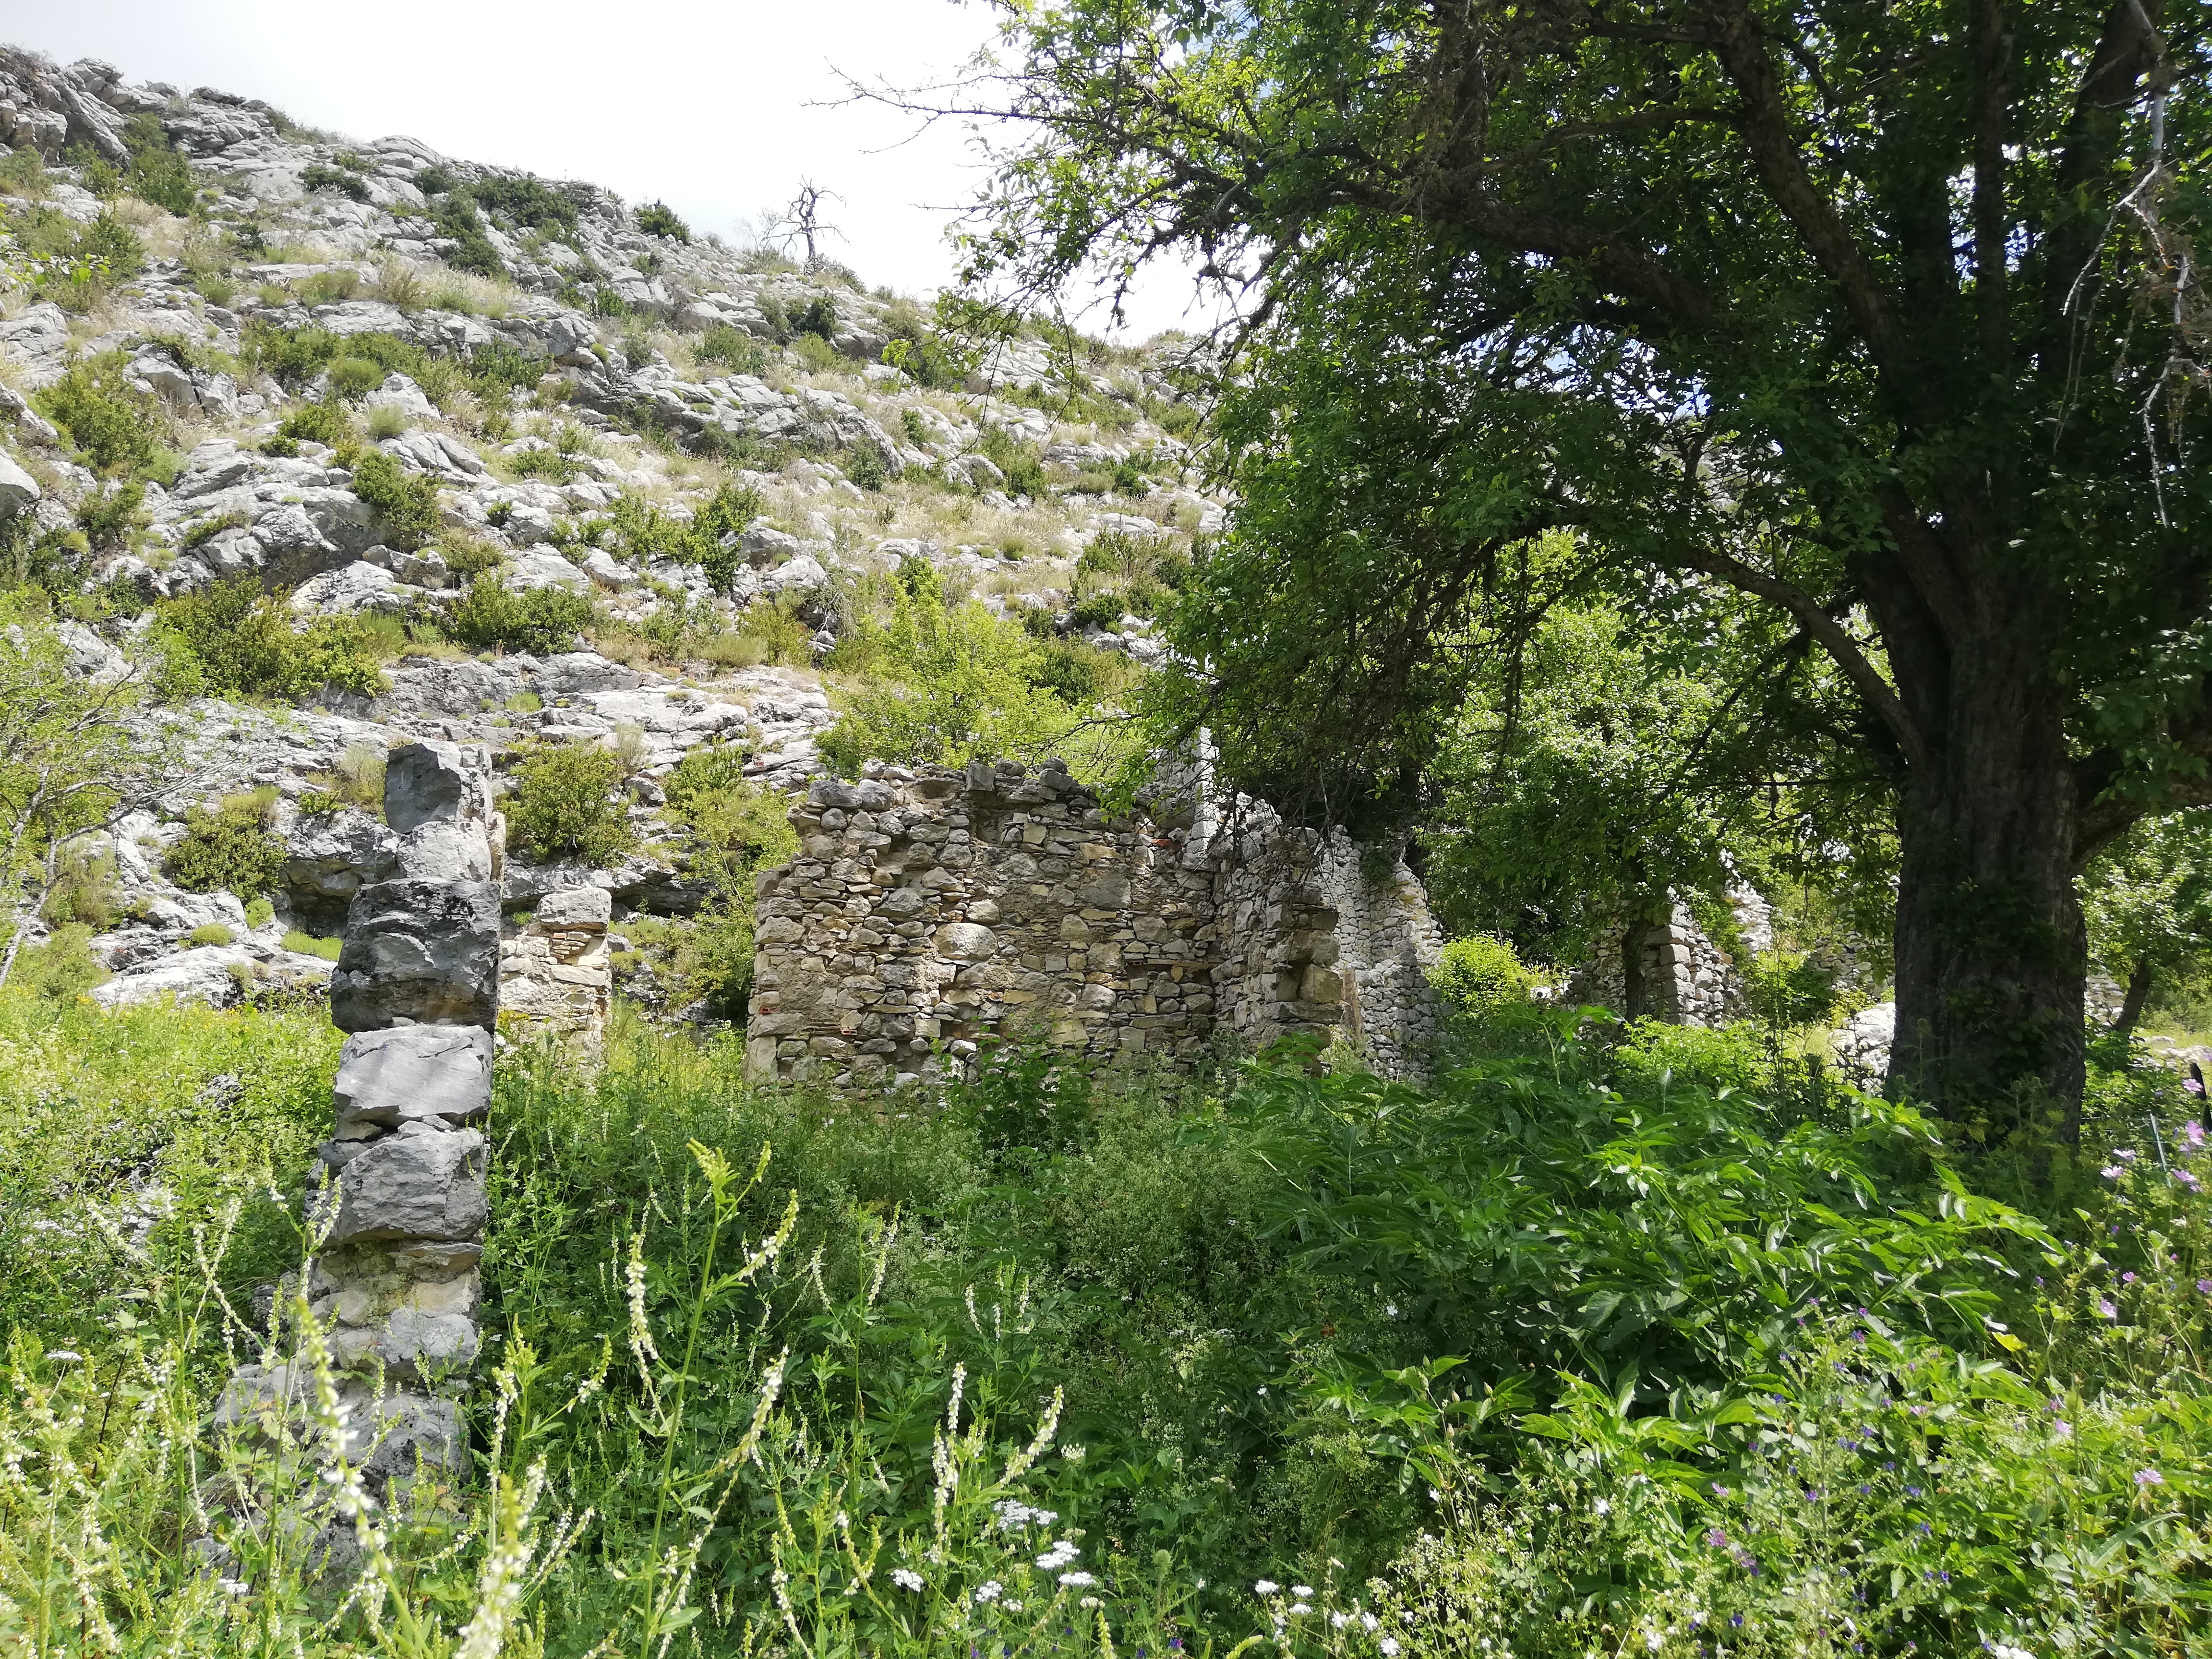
(209, 741), (504, 1561)
(500, 885), (613, 1049)
(746, 760), (1444, 1085)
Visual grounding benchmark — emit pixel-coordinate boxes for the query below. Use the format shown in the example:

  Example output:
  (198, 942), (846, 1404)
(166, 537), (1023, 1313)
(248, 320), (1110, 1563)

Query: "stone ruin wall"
(745, 759), (1445, 1086)
(1567, 889), (1776, 1027)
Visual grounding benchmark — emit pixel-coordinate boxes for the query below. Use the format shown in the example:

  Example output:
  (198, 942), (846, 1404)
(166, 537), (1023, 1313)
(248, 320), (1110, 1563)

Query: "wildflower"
(1710, 1483), (1731, 1497)
(2122, 1271), (2138, 1284)
(1081, 1596), (1103, 1609)
(2177, 1170), (2202, 1190)
(218, 1578), (251, 1597)
(1333, 1613), (1353, 1630)
(41, 1350), (82, 1363)
(1362, 1613), (1381, 1632)
(2136, 1468), (2165, 1486)
(1060, 1572), (1097, 1588)
(1292, 1586), (1313, 1599)
(1647, 1634), (1664, 1652)
(2102, 1166), (2124, 1179)
(2199, 1280), (2212, 1295)
(2183, 1118), (2204, 1143)
(2098, 1298), (2118, 1318)
(1705, 1528), (1729, 1547)
(893, 1569), (926, 1593)
(1255, 1580), (1279, 1596)
(1731, 1615), (1745, 1629)
(1592, 1499), (1611, 1516)
(975, 1582), (1004, 1604)
(1290, 1604), (1313, 1617)
(1380, 1640), (1403, 1657)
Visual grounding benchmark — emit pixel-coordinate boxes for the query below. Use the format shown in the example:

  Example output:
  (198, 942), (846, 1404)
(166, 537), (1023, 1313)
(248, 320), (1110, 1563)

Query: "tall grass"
(1, 997), (2207, 1655)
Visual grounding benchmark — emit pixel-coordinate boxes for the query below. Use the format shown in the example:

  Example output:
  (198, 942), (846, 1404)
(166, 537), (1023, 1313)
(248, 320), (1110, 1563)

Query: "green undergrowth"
(1, 1000), (2206, 1656)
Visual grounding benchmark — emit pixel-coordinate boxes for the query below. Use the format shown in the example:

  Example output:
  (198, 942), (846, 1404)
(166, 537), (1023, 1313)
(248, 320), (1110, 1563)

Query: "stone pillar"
(498, 885), (612, 1049)
(209, 742), (502, 1535)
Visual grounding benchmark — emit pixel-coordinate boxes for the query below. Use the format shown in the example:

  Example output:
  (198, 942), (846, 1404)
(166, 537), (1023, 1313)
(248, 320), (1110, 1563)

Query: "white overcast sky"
(0, 0), (1204, 338)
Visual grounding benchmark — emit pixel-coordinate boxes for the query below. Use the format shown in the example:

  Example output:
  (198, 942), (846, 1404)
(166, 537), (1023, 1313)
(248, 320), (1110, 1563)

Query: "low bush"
(325, 353), (385, 397)
(697, 324), (768, 374)
(503, 740), (636, 865)
(979, 424), (1046, 497)
(465, 172), (585, 235)
(164, 791), (284, 899)
(637, 200), (689, 241)
(299, 268), (362, 306)
(75, 481), (146, 552)
(156, 576), (386, 701)
(347, 448), (439, 550)
(281, 396), (353, 449)
(431, 193), (503, 276)
(34, 352), (165, 476)
(185, 923), (234, 947)
(9, 923), (107, 1000)
(1429, 931), (1535, 1015)
(300, 161), (370, 202)
(440, 573), (594, 655)
(121, 113), (195, 215)
(280, 929), (342, 961)
(790, 331), (842, 373)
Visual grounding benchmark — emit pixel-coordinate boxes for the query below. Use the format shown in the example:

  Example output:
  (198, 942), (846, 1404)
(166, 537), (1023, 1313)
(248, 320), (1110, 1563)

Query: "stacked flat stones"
(746, 760), (1445, 1085)
(211, 741), (501, 1516)
(498, 885), (613, 1049)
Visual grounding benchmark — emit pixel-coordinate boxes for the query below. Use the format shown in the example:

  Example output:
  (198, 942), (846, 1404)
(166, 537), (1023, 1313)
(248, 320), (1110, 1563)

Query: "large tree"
(950, 0), (2212, 1129)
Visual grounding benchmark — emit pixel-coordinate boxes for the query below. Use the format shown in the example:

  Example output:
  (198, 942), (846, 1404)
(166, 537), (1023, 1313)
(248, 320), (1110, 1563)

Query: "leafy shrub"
(1611, 1014), (1777, 1094)
(325, 355), (384, 398)
(979, 424), (1046, 497)
(301, 162), (369, 202)
(75, 481), (146, 552)
(790, 332), (841, 374)
(441, 573), (593, 654)
(636, 200), (689, 241)
(1430, 932), (1534, 1014)
(164, 792), (284, 898)
(657, 749), (798, 1015)
(592, 283), (629, 319)
(696, 325), (767, 375)
(465, 173), (583, 234)
(364, 403), (407, 441)
(466, 339), (546, 390)
(414, 163), (458, 195)
(120, 114), (195, 215)
(10, 924), (106, 1000)
(883, 330), (970, 389)
(821, 557), (1087, 773)
(504, 741), (636, 865)
(34, 354), (164, 476)
(792, 294), (840, 341)
(244, 324), (428, 389)
(842, 445), (887, 491)
(156, 576), (386, 700)
(186, 924), (234, 947)
(429, 193), (502, 276)
(347, 449), (438, 550)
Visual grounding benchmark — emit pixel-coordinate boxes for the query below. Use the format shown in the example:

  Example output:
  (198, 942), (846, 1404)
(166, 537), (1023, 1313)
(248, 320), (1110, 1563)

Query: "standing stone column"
(210, 742), (502, 1529)
(316, 740), (502, 1384)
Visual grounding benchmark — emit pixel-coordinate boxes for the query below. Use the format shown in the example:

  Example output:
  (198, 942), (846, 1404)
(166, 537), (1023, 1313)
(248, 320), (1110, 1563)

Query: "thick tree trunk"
(1887, 643), (2088, 1139)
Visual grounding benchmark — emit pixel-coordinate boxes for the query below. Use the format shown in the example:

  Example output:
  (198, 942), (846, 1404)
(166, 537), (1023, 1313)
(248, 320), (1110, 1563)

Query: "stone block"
(537, 885), (612, 926)
(384, 740), (474, 834)
(324, 1124), (488, 1246)
(333, 879), (501, 1031)
(333, 1025), (493, 1130)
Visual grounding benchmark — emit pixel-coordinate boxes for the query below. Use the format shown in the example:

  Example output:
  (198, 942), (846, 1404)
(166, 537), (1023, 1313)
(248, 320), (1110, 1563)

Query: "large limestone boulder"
(333, 1025), (494, 1130)
(323, 1124), (488, 1246)
(331, 878), (501, 1030)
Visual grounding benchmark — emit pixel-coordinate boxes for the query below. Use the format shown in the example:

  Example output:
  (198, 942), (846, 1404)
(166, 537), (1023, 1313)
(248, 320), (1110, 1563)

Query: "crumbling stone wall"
(1566, 887), (1775, 1026)
(745, 760), (1444, 1085)
(500, 885), (613, 1049)
(211, 741), (503, 1537)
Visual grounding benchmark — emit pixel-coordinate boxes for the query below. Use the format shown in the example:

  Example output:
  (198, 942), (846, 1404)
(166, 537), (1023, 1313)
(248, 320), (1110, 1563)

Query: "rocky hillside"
(0, 45), (1224, 1022)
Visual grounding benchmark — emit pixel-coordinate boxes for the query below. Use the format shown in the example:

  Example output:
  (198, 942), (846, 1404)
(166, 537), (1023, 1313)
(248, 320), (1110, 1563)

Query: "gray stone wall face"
(746, 761), (1444, 1084)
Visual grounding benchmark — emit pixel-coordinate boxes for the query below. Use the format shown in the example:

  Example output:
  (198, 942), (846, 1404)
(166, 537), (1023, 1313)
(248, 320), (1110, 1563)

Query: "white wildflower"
(1060, 1571), (1097, 1587)
(974, 1581), (1003, 1604)
(1255, 1579), (1280, 1596)
(1381, 1641), (1402, 1657)
(892, 1568), (925, 1593)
